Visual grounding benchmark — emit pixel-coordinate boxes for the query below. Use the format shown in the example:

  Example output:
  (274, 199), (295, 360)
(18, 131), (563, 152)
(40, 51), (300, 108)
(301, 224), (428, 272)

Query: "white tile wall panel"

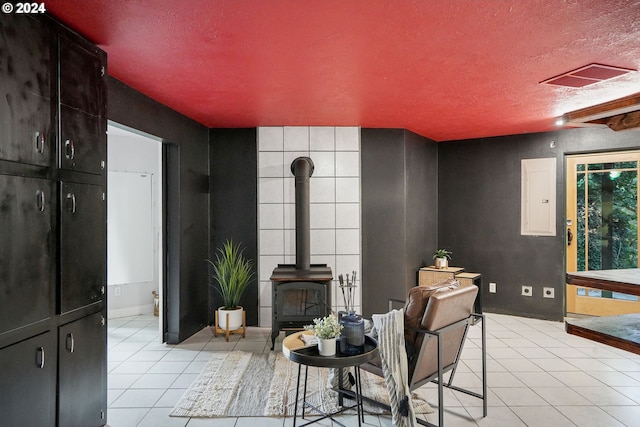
(258, 126), (361, 327)
(310, 203), (336, 229)
(310, 177), (336, 203)
(335, 203), (360, 229)
(310, 229), (336, 255)
(310, 127), (335, 151)
(335, 177), (359, 203)
(258, 151), (284, 177)
(336, 229), (360, 255)
(311, 151), (335, 177)
(336, 127), (360, 151)
(259, 230), (284, 255)
(259, 204), (284, 229)
(283, 127), (309, 151)
(336, 151), (360, 177)
(259, 177), (284, 204)
(258, 127), (284, 151)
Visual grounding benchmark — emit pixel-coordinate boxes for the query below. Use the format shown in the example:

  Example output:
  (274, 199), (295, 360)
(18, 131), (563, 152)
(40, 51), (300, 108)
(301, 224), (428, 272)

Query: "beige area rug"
(170, 350), (433, 418)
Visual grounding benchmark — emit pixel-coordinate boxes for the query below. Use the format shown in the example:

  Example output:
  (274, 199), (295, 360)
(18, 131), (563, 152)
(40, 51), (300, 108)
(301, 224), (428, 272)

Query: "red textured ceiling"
(46, 0), (640, 141)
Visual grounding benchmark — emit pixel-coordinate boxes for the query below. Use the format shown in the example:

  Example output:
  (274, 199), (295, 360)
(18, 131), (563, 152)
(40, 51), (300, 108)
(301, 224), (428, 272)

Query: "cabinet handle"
(34, 131), (46, 154)
(64, 139), (75, 160)
(66, 193), (76, 214)
(36, 190), (45, 212)
(66, 333), (75, 353)
(36, 346), (45, 368)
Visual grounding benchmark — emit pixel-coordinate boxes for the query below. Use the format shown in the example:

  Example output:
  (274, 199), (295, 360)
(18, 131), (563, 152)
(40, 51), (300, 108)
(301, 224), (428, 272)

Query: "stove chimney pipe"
(291, 157), (314, 271)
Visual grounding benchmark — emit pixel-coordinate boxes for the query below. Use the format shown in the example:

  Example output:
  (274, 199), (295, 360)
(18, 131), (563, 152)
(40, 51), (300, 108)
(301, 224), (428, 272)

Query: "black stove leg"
(271, 328), (279, 350)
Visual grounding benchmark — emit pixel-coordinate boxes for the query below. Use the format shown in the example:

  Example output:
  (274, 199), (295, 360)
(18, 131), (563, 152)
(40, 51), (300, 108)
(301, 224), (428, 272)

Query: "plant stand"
(213, 310), (246, 342)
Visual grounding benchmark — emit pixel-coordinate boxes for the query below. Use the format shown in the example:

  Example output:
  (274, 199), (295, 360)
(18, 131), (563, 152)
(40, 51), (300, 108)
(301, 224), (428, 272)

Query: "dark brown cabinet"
(0, 15), (53, 166)
(0, 174), (53, 335)
(0, 12), (107, 427)
(0, 332), (56, 427)
(58, 313), (106, 427)
(58, 34), (106, 175)
(60, 181), (106, 314)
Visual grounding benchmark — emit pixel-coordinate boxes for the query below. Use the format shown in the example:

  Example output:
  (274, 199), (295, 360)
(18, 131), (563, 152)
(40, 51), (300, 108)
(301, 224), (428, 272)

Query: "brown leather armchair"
(357, 280), (487, 427)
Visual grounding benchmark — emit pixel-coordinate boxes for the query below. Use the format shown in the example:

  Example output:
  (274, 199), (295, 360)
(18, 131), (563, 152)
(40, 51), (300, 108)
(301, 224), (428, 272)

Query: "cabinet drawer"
(0, 174), (53, 334)
(60, 181), (105, 313)
(0, 331), (56, 426)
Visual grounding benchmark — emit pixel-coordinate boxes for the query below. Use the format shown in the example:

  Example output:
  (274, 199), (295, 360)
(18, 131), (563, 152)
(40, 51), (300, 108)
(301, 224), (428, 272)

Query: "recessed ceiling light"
(541, 64), (635, 88)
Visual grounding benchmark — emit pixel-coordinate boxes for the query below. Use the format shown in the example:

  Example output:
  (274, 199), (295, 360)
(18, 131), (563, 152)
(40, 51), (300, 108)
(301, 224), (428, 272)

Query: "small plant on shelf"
(433, 249), (452, 269)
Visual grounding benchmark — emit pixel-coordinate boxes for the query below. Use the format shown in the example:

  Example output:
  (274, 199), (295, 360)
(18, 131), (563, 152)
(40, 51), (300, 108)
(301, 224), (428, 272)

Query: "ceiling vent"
(541, 63), (634, 88)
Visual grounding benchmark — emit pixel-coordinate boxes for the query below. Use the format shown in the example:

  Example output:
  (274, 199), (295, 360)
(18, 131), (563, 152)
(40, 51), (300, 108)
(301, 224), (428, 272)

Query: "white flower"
(304, 314), (343, 339)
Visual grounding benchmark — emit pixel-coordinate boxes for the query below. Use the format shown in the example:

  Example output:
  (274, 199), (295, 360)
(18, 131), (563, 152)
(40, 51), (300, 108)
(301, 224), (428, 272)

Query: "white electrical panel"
(521, 158), (556, 236)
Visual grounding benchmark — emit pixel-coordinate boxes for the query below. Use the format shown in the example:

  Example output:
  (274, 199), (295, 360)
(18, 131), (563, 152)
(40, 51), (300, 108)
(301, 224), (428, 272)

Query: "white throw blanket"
(372, 309), (417, 427)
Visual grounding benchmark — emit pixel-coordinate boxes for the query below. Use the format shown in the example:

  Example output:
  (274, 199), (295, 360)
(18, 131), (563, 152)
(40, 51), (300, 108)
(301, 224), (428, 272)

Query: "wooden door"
(0, 14), (52, 166)
(58, 33), (106, 174)
(60, 181), (106, 313)
(0, 174), (53, 334)
(58, 313), (106, 427)
(566, 152), (640, 315)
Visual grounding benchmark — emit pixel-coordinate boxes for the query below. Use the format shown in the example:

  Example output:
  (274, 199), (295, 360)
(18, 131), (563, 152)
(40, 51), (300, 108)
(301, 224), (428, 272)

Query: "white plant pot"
(218, 306), (243, 330)
(318, 337), (337, 356)
(435, 257), (448, 269)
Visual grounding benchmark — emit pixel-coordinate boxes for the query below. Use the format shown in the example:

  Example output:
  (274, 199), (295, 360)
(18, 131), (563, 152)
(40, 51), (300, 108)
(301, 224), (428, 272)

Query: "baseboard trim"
(108, 304), (155, 319)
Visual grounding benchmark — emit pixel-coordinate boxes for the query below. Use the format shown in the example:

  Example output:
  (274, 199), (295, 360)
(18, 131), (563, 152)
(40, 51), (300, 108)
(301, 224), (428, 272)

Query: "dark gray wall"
(209, 128), (258, 326)
(108, 77), (210, 343)
(438, 127), (640, 321)
(361, 129), (438, 316)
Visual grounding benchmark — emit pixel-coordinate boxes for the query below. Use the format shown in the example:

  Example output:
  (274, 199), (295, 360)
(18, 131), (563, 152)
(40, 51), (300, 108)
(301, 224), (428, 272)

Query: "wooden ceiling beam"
(563, 92), (640, 131)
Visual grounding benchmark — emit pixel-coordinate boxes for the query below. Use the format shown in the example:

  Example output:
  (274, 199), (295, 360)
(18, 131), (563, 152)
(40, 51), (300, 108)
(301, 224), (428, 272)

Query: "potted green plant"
(305, 314), (343, 356)
(433, 249), (452, 269)
(207, 239), (254, 331)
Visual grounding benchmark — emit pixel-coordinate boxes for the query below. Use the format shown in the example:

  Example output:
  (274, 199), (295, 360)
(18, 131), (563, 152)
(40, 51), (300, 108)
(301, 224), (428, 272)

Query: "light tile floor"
(106, 313), (640, 427)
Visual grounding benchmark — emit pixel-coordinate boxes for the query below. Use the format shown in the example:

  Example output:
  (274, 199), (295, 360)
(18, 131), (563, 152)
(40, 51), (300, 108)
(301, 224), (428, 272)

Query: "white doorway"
(106, 123), (163, 328)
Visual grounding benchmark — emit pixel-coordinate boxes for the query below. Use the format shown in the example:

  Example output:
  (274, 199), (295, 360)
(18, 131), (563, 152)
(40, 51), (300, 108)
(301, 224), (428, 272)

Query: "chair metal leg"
(437, 333), (444, 427)
(481, 314), (487, 417)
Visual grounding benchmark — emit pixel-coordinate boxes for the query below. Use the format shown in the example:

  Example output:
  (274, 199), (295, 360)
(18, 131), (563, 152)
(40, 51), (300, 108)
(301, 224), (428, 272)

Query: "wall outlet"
(543, 287), (555, 298)
(114, 286), (121, 297)
(489, 282), (497, 293)
(521, 285), (533, 296)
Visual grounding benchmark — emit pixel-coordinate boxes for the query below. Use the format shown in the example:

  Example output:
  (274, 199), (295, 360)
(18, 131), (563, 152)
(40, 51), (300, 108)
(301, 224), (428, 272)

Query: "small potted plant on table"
(433, 249), (452, 269)
(306, 314), (343, 356)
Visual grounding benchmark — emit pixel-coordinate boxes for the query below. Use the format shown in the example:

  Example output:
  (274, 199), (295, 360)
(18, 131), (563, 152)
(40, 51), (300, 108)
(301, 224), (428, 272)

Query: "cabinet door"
(0, 14), (52, 166)
(0, 174), (52, 335)
(0, 332), (56, 427)
(58, 34), (106, 174)
(60, 181), (105, 313)
(58, 312), (106, 427)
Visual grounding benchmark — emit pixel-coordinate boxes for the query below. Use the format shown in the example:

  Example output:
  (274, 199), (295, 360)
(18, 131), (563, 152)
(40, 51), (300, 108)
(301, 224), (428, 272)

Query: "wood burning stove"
(270, 157), (333, 349)
(270, 264), (331, 349)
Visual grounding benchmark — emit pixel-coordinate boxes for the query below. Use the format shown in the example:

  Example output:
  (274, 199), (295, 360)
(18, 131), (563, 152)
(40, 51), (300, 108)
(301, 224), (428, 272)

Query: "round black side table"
(283, 332), (378, 427)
